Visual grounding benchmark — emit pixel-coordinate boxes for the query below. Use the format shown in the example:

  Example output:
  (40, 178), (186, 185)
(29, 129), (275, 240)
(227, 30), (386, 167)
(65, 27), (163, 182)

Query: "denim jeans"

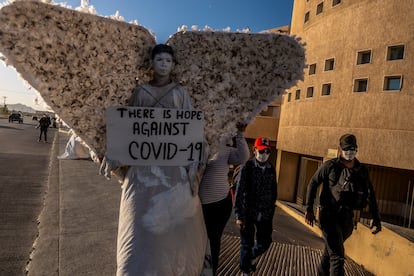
(239, 217), (273, 273)
(318, 207), (354, 276)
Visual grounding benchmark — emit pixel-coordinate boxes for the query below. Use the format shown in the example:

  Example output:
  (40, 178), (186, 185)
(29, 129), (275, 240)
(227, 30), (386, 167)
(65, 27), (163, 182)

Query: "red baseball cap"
(254, 137), (270, 150)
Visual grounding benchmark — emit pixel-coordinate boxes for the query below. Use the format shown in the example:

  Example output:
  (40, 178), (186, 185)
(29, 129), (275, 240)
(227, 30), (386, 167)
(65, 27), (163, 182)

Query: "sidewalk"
(27, 129), (372, 275)
(27, 129), (120, 275)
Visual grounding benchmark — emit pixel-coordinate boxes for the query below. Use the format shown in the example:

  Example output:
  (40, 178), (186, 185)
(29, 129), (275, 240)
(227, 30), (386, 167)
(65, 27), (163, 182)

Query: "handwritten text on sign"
(106, 107), (204, 166)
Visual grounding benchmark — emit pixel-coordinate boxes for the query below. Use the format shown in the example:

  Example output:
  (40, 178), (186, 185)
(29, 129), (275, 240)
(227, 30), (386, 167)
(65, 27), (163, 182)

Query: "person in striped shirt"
(199, 122), (250, 275)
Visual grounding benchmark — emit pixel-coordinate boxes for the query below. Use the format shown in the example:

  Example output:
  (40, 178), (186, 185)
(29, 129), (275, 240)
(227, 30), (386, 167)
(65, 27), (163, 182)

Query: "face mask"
(341, 150), (356, 161)
(255, 149), (270, 163)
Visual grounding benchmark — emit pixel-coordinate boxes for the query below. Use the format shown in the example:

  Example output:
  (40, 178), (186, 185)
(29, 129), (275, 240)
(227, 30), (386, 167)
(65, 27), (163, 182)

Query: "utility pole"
(2, 96), (6, 113)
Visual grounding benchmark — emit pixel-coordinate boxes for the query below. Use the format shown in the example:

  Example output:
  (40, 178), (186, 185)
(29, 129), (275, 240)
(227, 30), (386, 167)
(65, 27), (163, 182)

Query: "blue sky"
(0, 0), (294, 110)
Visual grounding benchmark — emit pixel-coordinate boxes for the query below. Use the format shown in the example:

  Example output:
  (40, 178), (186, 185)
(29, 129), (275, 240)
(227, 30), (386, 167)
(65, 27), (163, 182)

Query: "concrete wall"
(244, 116), (279, 141)
(345, 224), (414, 276)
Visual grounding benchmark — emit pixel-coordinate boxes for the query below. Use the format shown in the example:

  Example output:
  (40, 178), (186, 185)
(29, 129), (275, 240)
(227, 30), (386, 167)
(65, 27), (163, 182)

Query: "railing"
(359, 166), (414, 231)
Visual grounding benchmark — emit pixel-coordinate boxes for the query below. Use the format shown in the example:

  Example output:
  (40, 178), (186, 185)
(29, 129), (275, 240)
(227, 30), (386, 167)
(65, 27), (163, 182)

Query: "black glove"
(369, 217), (382, 234)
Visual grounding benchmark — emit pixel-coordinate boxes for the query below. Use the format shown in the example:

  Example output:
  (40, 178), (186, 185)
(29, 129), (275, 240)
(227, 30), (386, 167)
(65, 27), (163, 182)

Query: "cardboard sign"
(106, 106), (204, 166)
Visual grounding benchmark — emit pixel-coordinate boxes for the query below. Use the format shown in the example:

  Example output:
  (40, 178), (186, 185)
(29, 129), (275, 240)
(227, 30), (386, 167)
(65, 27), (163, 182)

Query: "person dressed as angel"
(100, 44), (208, 276)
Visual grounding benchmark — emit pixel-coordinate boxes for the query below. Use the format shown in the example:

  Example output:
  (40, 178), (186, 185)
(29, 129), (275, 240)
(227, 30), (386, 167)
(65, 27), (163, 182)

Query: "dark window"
(304, 11), (310, 23)
(309, 63), (316, 75)
(384, 76), (402, 91)
(321, 83), (332, 96)
(387, 45), (404, 60)
(332, 0), (341, 6)
(325, 58), (335, 71)
(357, 50), (371, 64)
(287, 93), (292, 102)
(306, 87), (314, 98)
(316, 2), (324, 15)
(354, 79), (368, 92)
(295, 89), (301, 100)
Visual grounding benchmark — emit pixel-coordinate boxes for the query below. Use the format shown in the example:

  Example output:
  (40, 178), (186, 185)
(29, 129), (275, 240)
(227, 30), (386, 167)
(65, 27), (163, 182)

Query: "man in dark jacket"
(234, 137), (277, 276)
(305, 134), (382, 276)
(37, 114), (51, 143)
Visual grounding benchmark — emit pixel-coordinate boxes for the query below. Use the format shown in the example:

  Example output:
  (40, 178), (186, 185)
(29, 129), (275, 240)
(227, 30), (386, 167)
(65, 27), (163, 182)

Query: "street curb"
(27, 129), (60, 275)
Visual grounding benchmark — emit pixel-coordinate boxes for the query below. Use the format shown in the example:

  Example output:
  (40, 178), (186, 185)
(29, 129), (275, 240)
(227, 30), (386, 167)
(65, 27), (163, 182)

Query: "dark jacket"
(39, 116), (51, 128)
(234, 158), (277, 221)
(306, 157), (380, 219)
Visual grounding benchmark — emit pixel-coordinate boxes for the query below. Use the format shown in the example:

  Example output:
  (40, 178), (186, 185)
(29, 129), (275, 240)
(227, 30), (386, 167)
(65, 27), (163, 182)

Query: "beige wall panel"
(244, 116), (279, 140)
(276, 150), (300, 201)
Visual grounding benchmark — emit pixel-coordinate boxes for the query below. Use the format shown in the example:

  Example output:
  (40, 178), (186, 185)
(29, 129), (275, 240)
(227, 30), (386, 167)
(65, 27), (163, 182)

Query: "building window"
(332, 0), (341, 6)
(324, 58), (335, 71)
(309, 63), (316, 75)
(304, 11), (310, 23)
(295, 89), (301, 100)
(306, 87), (314, 98)
(354, 79), (368, 92)
(357, 50), (372, 65)
(287, 93), (292, 102)
(316, 2), (324, 15)
(321, 83), (332, 96)
(387, 45), (405, 60)
(384, 76), (402, 91)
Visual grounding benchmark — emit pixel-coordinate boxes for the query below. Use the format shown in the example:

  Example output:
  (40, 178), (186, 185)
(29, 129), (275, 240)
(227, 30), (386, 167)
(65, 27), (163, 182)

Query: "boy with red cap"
(234, 137), (278, 276)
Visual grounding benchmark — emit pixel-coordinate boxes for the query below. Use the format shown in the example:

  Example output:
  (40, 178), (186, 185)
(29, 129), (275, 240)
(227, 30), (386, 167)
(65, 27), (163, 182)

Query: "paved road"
(0, 116), (56, 275)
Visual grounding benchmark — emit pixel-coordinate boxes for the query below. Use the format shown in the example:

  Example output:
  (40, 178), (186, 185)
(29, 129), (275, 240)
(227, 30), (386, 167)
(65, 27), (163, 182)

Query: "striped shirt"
(199, 132), (250, 204)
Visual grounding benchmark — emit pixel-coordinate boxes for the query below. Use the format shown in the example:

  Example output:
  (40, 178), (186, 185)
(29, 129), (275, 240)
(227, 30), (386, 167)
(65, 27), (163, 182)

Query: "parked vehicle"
(8, 113), (23, 123)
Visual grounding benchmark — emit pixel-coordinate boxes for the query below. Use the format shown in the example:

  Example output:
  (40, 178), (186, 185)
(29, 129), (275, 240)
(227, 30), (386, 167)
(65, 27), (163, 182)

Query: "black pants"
(39, 127), (48, 142)
(318, 207), (354, 276)
(202, 193), (232, 275)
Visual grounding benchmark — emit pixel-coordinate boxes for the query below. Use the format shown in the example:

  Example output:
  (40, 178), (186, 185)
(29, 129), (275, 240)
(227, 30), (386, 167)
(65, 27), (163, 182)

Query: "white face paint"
(341, 150), (356, 161)
(255, 149), (270, 163)
(152, 52), (174, 77)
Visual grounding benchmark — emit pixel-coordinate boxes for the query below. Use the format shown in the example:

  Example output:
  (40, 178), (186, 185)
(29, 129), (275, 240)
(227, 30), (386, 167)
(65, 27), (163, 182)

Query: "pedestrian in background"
(234, 137), (277, 276)
(199, 122), (250, 275)
(37, 114), (51, 143)
(305, 134), (382, 276)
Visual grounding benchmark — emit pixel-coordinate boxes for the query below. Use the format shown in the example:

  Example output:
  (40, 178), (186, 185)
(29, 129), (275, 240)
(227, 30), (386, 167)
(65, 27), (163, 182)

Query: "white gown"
(116, 82), (207, 276)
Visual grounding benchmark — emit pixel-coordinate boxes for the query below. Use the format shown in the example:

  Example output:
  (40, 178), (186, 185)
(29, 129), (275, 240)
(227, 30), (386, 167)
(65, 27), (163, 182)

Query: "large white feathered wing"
(0, 1), (156, 158)
(168, 31), (305, 152)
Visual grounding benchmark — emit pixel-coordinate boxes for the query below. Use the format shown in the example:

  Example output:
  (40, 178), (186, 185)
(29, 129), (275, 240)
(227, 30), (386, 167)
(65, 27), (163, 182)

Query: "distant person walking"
(37, 114), (51, 143)
(234, 137), (277, 276)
